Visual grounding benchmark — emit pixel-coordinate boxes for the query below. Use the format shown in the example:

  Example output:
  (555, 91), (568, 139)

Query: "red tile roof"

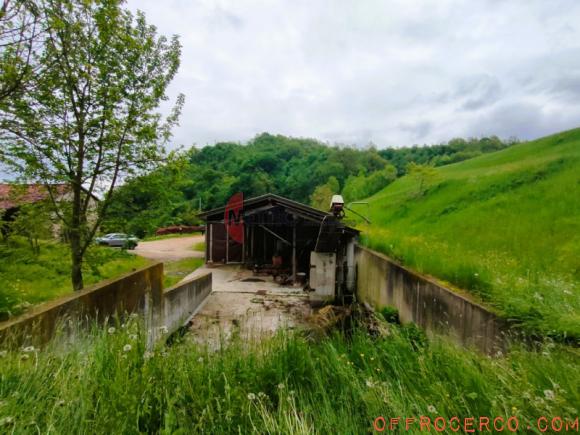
(0, 184), (69, 209)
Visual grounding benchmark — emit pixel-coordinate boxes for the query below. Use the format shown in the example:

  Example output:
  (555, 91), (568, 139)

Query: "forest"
(105, 133), (516, 236)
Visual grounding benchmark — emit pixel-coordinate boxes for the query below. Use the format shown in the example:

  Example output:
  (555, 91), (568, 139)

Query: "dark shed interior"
(199, 194), (359, 295)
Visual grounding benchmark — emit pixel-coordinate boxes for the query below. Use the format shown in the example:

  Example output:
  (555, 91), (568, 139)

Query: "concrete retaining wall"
(163, 272), (212, 335)
(355, 245), (509, 353)
(0, 263), (213, 348)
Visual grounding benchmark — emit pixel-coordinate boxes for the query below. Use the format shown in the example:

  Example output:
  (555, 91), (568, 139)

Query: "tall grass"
(359, 128), (580, 339)
(0, 238), (149, 318)
(0, 318), (578, 433)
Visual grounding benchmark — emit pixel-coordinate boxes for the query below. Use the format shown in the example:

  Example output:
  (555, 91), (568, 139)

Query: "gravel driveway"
(134, 235), (204, 262)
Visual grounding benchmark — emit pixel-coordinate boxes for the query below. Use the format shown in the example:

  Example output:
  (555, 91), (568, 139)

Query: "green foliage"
(0, 237), (149, 318)
(379, 136), (517, 175)
(0, 320), (577, 432)
(5, 201), (52, 255)
(0, 0), (182, 289)
(406, 162), (440, 197)
(310, 176), (339, 210)
(360, 128), (580, 339)
(342, 165), (397, 202)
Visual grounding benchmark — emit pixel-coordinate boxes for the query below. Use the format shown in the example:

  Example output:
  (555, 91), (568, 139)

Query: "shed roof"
(199, 193), (359, 234)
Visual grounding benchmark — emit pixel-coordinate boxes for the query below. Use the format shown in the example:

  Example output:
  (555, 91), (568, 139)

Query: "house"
(0, 183), (99, 238)
(198, 193), (359, 300)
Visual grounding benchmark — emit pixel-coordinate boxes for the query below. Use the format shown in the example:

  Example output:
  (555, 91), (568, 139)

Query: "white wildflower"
(23, 346), (35, 353)
(123, 344), (132, 353)
(427, 405), (437, 414)
(0, 350), (7, 358)
(366, 379), (375, 388)
(197, 356), (204, 363)
(277, 383), (285, 390)
(258, 392), (267, 398)
(107, 327), (116, 334)
(543, 390), (555, 401)
(247, 393), (256, 401)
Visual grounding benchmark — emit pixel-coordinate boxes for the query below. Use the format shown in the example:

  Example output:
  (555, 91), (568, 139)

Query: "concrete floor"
(185, 265), (316, 346)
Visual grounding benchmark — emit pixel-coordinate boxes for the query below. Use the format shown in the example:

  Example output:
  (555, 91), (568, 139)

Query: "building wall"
(355, 245), (510, 354)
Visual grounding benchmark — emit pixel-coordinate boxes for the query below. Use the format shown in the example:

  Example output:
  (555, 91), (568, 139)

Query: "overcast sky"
(130, 0), (580, 148)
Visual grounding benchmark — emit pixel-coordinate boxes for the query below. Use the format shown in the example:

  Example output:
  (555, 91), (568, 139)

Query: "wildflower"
(258, 392), (267, 398)
(427, 405), (437, 414)
(20, 354), (30, 361)
(289, 390), (295, 396)
(366, 379), (374, 388)
(130, 313), (139, 318)
(23, 346), (35, 353)
(511, 406), (518, 413)
(543, 390), (555, 401)
(197, 356), (204, 363)
(370, 357), (375, 361)
(360, 353), (365, 358)
(277, 383), (285, 390)
(123, 344), (132, 352)
(0, 350), (7, 358)
(247, 393), (256, 401)
(107, 327), (116, 334)
(563, 290), (572, 295)
(474, 273), (479, 277)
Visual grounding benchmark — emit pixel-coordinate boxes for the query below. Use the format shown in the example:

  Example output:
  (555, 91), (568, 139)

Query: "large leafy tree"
(0, 0), (43, 104)
(0, 0), (183, 289)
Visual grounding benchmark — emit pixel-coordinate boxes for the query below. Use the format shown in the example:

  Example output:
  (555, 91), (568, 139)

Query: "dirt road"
(134, 235), (204, 262)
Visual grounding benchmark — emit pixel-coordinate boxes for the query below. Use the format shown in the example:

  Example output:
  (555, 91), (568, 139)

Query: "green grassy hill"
(358, 128), (580, 339)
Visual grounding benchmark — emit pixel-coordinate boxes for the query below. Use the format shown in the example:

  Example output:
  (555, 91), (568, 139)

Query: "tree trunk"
(70, 180), (85, 291)
(71, 247), (84, 291)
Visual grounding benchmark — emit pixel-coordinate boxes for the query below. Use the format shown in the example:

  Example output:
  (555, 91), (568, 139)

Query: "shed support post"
(209, 224), (213, 263)
(292, 224), (297, 284)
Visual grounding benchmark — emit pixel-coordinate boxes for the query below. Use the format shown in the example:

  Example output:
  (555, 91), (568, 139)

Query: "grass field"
(0, 238), (150, 319)
(0, 317), (577, 433)
(142, 232), (202, 242)
(357, 128), (580, 339)
(162, 257), (204, 288)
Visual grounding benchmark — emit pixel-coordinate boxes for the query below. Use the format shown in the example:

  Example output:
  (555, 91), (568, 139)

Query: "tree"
(406, 162), (439, 197)
(9, 201), (52, 255)
(310, 176), (339, 210)
(0, 0), (183, 289)
(0, 0), (43, 104)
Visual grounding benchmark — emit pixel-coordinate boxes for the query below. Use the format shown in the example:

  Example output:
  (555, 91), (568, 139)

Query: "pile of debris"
(308, 302), (391, 338)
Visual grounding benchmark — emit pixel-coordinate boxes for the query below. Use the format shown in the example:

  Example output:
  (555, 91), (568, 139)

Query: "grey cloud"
(126, 0), (580, 148)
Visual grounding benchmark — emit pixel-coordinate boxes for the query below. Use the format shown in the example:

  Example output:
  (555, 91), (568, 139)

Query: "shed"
(198, 193), (359, 299)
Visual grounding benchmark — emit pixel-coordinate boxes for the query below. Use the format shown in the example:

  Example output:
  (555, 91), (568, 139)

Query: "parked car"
(95, 233), (139, 249)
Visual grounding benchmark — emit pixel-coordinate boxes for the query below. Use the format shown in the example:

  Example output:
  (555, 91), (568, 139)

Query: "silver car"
(95, 233), (139, 249)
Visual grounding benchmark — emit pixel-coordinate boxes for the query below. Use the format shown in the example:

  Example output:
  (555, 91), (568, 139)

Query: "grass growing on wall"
(0, 238), (150, 319)
(358, 128), (580, 340)
(0, 319), (578, 433)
